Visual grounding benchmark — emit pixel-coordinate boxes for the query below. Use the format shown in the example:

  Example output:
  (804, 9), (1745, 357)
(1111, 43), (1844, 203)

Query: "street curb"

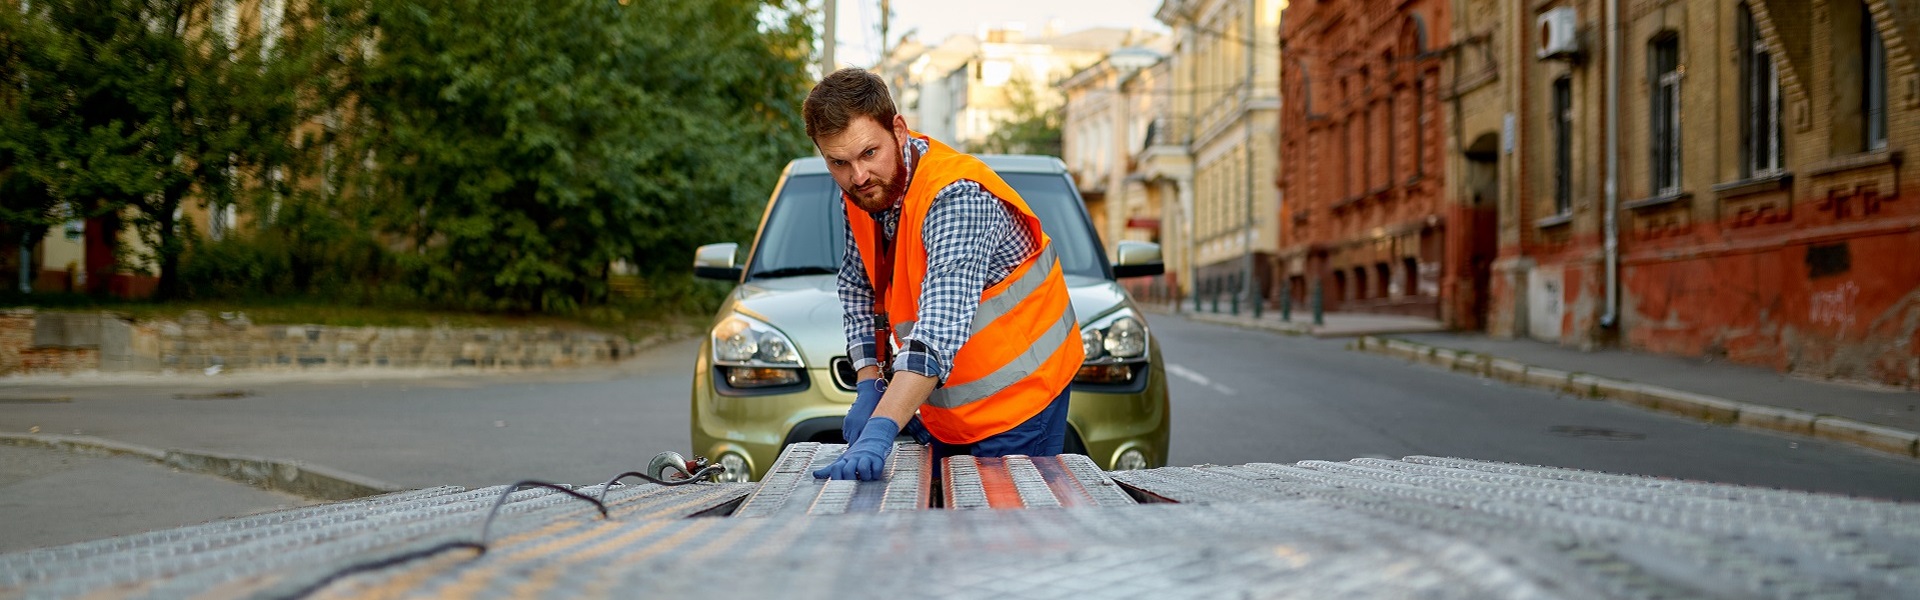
(1185, 312), (1310, 336)
(1350, 336), (1920, 460)
(0, 433), (403, 501)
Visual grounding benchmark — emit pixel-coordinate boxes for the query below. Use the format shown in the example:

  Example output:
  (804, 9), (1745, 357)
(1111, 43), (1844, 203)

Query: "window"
(1650, 36), (1683, 195)
(1740, 4), (1783, 176)
(1553, 77), (1573, 215)
(1864, 3), (1888, 151)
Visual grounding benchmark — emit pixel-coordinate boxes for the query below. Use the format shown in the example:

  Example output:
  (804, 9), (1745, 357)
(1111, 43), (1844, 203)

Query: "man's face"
(815, 114), (910, 213)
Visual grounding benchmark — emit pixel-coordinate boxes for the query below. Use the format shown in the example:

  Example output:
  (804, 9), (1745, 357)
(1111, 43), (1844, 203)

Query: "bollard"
(1230, 280), (1240, 316)
(1311, 282), (1325, 326)
(1279, 280), (1291, 322)
(1252, 279), (1264, 319)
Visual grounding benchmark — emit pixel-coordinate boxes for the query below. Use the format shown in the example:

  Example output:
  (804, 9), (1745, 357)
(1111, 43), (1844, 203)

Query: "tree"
(975, 71), (1063, 157)
(351, 0), (816, 312)
(0, 0), (356, 299)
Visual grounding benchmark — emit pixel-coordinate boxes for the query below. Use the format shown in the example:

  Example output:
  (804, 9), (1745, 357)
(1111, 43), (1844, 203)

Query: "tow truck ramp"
(3, 443), (1917, 599)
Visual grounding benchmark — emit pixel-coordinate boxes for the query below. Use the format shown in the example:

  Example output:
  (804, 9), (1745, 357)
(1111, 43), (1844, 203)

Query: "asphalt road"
(5, 313), (1920, 501)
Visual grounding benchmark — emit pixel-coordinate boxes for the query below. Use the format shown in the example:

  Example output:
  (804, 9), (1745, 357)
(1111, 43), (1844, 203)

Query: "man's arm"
(837, 206), (881, 378)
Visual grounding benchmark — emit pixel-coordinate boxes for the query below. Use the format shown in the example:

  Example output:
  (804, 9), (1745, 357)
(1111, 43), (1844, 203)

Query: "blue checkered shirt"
(839, 137), (1040, 383)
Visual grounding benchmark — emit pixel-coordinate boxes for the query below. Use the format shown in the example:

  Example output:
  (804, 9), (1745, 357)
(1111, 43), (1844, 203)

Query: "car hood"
(715, 274), (1134, 369)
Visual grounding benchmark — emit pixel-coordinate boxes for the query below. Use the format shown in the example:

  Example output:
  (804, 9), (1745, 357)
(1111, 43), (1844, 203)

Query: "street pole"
(1242, 0), (1260, 320)
(822, 0), (836, 74)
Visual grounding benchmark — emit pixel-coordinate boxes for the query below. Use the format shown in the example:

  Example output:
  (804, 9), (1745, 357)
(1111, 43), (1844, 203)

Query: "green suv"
(691, 155), (1170, 482)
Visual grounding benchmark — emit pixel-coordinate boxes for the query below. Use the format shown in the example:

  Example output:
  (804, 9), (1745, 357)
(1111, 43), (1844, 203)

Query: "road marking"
(1167, 364), (1237, 396)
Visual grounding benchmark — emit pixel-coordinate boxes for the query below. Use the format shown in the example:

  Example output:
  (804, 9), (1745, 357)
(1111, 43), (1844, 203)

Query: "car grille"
(830, 357), (857, 391)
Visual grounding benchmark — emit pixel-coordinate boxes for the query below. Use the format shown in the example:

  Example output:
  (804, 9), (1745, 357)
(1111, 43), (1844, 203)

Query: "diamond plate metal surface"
(943, 454), (1136, 509)
(730, 442), (931, 517)
(4, 455), (1917, 599)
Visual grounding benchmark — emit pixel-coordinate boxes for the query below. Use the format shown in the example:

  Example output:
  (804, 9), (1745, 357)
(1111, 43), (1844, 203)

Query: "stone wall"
(0, 309), (636, 375)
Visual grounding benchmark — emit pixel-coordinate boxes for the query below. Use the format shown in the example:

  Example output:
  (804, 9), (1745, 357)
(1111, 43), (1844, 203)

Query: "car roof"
(786, 154), (1067, 176)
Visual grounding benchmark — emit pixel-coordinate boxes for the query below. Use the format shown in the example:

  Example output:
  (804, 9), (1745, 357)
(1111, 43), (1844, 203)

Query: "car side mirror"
(1112, 241), (1165, 279)
(693, 242), (743, 281)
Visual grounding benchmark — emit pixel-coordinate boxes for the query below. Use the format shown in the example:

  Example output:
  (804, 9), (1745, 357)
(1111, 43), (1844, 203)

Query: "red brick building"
(1277, 0), (1487, 326)
(1462, 0), (1920, 387)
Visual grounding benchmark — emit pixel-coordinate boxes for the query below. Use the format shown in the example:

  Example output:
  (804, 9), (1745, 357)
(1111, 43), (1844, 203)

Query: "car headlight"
(1076, 308), (1149, 384)
(712, 315), (804, 388)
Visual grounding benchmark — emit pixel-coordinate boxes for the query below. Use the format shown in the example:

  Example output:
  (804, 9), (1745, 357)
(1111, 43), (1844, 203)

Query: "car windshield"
(745, 170), (1108, 281)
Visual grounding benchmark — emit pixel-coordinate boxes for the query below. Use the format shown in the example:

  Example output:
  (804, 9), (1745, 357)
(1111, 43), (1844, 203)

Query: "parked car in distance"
(690, 154), (1170, 482)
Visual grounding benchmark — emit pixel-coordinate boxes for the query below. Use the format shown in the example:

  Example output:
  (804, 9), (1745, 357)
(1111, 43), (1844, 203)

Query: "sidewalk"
(0, 444), (317, 553)
(1149, 303), (1920, 460)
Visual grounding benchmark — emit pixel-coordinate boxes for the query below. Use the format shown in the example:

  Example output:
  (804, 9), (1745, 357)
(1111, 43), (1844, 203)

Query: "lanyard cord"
(871, 216), (894, 378)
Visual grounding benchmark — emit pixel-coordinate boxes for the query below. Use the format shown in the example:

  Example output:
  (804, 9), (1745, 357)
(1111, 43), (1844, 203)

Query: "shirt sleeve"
(837, 205), (880, 370)
(894, 180), (1016, 383)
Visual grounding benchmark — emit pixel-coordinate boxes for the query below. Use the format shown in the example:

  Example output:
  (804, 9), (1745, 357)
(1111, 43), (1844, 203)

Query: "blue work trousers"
(904, 387), (1070, 462)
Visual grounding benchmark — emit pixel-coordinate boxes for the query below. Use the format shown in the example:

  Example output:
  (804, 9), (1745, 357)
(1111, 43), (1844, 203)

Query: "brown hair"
(803, 68), (898, 141)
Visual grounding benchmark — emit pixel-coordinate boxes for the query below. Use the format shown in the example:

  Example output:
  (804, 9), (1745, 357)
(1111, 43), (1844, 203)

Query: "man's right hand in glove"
(842, 378), (884, 443)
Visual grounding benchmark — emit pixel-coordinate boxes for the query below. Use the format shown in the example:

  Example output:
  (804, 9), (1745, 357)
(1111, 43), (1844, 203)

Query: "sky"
(829, 0), (1170, 67)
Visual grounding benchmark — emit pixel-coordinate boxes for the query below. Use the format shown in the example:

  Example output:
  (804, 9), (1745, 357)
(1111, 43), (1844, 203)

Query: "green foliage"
(4, 0), (812, 318)
(347, 0), (816, 313)
(974, 72), (1064, 157)
(0, 0), (357, 299)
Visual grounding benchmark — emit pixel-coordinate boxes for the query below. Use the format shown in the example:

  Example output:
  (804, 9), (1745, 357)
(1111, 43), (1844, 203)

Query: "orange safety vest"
(846, 133), (1083, 444)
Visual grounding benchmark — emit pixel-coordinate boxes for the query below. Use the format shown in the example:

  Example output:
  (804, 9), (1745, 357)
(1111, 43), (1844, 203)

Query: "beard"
(846, 152), (911, 213)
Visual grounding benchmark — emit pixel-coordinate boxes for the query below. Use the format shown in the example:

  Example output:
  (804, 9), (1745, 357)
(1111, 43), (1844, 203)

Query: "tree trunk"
(154, 196), (184, 301)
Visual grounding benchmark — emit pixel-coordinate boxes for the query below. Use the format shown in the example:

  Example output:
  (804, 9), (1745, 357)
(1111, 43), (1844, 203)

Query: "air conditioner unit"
(1537, 7), (1580, 60)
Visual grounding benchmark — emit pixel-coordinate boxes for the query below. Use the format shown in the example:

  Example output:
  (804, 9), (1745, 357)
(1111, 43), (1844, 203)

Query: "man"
(805, 68), (1083, 481)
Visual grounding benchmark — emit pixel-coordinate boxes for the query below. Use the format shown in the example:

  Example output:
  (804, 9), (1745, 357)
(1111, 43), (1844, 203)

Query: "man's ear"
(892, 115), (909, 146)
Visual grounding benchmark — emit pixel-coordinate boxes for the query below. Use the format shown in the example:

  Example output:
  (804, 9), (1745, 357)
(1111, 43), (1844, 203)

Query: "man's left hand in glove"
(813, 416), (900, 481)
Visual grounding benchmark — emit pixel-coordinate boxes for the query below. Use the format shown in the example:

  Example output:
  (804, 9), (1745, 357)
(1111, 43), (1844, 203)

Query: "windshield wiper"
(749, 266), (838, 279)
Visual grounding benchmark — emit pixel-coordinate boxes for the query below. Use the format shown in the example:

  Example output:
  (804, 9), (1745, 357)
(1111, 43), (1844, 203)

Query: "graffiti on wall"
(1809, 281), (1861, 333)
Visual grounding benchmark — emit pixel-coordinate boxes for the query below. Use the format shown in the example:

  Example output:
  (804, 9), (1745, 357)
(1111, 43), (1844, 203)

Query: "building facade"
(1157, 0), (1284, 309)
(881, 26), (1138, 151)
(1476, 0), (1920, 386)
(1277, 0), (1473, 324)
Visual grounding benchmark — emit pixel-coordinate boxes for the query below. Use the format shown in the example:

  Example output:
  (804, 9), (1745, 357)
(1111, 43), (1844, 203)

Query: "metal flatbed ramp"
(2, 455), (1916, 599)
(942, 454), (1135, 509)
(0, 481), (754, 600)
(731, 442), (932, 517)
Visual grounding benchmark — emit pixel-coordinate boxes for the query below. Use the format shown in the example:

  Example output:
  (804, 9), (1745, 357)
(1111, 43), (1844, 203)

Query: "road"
(5, 313), (1920, 500)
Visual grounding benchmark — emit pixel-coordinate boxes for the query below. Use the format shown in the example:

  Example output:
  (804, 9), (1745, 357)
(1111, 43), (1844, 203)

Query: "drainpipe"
(1601, 0), (1621, 329)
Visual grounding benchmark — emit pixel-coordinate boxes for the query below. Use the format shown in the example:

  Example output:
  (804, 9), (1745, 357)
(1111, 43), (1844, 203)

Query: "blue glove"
(841, 378), (884, 443)
(814, 417), (899, 481)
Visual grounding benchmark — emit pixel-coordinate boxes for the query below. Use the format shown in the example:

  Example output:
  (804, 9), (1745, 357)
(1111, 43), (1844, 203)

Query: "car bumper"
(692, 355), (1170, 481)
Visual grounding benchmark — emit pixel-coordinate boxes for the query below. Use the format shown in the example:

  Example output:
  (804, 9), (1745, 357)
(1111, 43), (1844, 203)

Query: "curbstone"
(1736, 404), (1819, 436)
(1344, 335), (1920, 461)
(1812, 418), (1920, 458)
(1589, 378), (1651, 407)
(1523, 367), (1572, 391)
(1427, 348), (1458, 369)
(1487, 359), (1528, 384)
(0, 433), (400, 501)
(1451, 353), (1487, 375)
(1568, 374), (1606, 398)
(1640, 389), (1742, 425)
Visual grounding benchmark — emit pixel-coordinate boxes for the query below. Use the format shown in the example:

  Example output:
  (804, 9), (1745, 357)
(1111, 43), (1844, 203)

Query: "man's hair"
(803, 68), (898, 141)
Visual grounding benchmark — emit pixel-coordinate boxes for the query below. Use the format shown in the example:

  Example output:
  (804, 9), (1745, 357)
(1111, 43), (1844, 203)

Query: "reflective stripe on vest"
(887, 244), (1074, 409)
(927, 299), (1077, 409)
(892, 243), (1058, 357)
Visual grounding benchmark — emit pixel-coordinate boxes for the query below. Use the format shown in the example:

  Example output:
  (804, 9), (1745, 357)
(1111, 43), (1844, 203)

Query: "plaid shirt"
(839, 137), (1040, 383)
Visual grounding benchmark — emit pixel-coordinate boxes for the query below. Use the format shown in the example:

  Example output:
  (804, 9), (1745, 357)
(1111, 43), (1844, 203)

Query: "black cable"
(479, 481), (609, 546)
(277, 476), (643, 599)
(594, 466), (727, 502)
